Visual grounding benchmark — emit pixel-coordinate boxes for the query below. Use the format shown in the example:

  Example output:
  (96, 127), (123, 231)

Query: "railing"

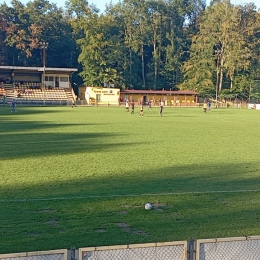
(0, 249), (67, 260)
(2, 237), (260, 260)
(79, 241), (187, 260)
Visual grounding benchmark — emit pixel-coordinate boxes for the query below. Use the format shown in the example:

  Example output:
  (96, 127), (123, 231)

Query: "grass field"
(1, 105), (260, 254)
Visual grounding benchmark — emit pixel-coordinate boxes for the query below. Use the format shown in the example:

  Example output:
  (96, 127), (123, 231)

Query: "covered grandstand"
(0, 66), (77, 105)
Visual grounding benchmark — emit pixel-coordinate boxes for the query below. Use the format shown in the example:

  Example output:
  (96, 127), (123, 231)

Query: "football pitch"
(1, 105), (260, 253)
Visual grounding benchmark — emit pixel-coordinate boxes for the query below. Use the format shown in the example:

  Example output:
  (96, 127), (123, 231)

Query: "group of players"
(125, 100), (164, 117)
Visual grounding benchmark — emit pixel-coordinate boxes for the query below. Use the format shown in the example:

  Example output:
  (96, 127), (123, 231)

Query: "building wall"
(78, 86), (87, 100)
(120, 93), (196, 106)
(0, 69), (73, 89)
(44, 74), (70, 88)
(84, 87), (120, 105)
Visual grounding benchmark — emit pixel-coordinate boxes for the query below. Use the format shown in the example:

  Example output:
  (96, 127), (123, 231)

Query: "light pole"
(40, 41), (48, 105)
(215, 50), (221, 108)
(73, 82), (79, 103)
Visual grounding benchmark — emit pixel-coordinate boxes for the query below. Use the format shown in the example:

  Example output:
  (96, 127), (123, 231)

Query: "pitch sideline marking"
(1, 189), (260, 203)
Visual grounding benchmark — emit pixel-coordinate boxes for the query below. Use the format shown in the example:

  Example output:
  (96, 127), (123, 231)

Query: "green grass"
(1, 105), (260, 253)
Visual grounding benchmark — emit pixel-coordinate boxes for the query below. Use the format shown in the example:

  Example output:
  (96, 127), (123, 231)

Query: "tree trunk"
(219, 56), (224, 91)
(153, 28), (157, 90)
(129, 47), (132, 88)
(230, 75), (233, 89)
(141, 43), (146, 88)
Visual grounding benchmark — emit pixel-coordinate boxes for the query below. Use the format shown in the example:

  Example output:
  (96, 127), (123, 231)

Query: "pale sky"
(2, 0), (260, 12)
(2, 0), (120, 12)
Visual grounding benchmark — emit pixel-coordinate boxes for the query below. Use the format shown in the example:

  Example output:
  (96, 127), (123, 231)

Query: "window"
(45, 76), (54, 81)
(60, 77), (68, 82)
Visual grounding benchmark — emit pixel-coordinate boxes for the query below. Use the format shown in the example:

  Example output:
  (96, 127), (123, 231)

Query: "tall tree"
(0, 0), (77, 67)
(181, 0), (260, 99)
(0, 12), (9, 65)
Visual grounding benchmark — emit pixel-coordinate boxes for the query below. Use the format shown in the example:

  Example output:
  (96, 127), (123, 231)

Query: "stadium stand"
(2, 84), (75, 105)
(0, 86), (5, 97)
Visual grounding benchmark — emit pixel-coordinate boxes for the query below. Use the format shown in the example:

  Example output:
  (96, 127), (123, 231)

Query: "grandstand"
(0, 86), (5, 97)
(2, 84), (74, 105)
(0, 65), (77, 105)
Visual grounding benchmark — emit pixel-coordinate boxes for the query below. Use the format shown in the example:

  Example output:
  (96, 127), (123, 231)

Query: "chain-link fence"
(196, 236), (260, 260)
(0, 249), (67, 260)
(79, 242), (187, 260)
(2, 236), (260, 260)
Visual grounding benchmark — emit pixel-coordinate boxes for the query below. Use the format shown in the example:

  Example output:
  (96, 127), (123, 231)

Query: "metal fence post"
(71, 246), (76, 260)
(188, 238), (196, 260)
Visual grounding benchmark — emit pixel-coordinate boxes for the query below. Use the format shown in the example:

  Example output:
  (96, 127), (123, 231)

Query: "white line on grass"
(221, 119), (232, 123)
(1, 189), (260, 203)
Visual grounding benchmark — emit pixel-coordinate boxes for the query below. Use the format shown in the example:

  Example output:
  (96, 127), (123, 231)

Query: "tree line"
(1, 0), (260, 100)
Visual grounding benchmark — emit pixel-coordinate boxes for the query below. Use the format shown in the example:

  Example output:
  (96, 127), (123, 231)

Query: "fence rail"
(0, 249), (67, 260)
(196, 236), (260, 260)
(2, 236), (260, 260)
(79, 241), (187, 260)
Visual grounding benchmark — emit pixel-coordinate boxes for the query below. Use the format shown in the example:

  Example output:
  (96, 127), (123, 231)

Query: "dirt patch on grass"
(45, 219), (59, 227)
(131, 230), (148, 236)
(153, 202), (166, 208)
(115, 222), (148, 236)
(116, 222), (129, 228)
(153, 202), (172, 212)
(43, 209), (55, 213)
(118, 211), (128, 215)
(96, 229), (107, 233)
(37, 209), (55, 213)
(121, 204), (142, 208)
(25, 232), (41, 237)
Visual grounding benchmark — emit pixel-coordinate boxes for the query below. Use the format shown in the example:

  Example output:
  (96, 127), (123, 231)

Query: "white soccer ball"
(145, 203), (152, 210)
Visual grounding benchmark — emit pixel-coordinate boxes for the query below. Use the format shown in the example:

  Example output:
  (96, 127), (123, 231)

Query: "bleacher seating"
(0, 87), (5, 97)
(14, 87), (70, 101)
(2, 84), (75, 104)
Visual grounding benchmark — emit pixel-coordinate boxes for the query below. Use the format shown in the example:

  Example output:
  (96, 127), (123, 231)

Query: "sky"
(2, 0), (260, 12)
(2, 0), (119, 12)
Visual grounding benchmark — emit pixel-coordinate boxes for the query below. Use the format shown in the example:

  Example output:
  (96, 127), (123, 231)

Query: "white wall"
(45, 74), (70, 88)
(85, 87), (120, 105)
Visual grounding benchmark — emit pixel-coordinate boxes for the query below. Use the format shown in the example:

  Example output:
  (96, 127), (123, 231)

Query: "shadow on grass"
(0, 130), (138, 159)
(1, 161), (260, 199)
(1, 161), (260, 253)
(0, 120), (102, 133)
(0, 106), (67, 116)
(1, 111), (131, 159)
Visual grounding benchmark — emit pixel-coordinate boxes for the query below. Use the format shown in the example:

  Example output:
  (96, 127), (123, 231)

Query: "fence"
(79, 242), (187, 260)
(196, 236), (260, 260)
(0, 249), (67, 260)
(1, 236), (260, 260)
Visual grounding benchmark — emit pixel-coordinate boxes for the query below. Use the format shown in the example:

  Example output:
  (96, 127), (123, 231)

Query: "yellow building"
(78, 86), (120, 105)
(120, 89), (198, 106)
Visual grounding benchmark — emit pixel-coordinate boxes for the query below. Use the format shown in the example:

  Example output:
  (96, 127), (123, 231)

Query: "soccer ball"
(145, 203), (152, 210)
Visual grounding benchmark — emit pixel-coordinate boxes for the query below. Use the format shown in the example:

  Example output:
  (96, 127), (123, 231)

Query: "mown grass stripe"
(1, 189), (260, 203)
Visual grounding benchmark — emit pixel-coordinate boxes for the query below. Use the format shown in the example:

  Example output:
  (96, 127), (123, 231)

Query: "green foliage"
(0, 0), (78, 67)
(182, 0), (260, 98)
(250, 80), (260, 102)
(1, 0), (260, 95)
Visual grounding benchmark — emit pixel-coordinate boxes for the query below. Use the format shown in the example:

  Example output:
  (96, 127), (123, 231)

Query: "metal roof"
(121, 89), (198, 95)
(0, 66), (78, 72)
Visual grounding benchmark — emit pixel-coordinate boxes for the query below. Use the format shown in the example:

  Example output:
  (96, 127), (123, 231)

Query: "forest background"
(1, 0), (260, 101)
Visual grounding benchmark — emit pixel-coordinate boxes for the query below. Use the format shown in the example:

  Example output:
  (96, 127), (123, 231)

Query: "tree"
(0, 12), (9, 65)
(182, 0), (260, 99)
(0, 0), (78, 67)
